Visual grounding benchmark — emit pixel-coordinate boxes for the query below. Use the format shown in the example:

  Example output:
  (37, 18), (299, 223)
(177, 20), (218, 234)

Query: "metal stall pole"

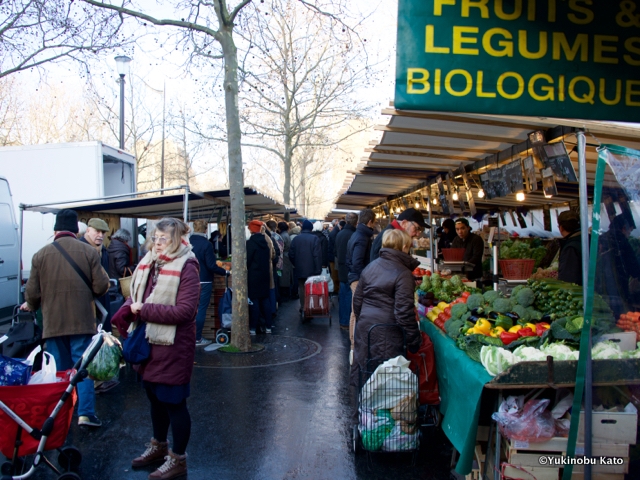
(183, 185), (190, 223)
(493, 244), (499, 291)
(577, 130), (592, 478)
(428, 199), (435, 272)
(17, 206), (24, 306)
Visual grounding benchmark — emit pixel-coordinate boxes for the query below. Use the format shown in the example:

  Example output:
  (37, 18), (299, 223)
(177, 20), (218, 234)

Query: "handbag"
(119, 267), (133, 299)
(407, 331), (440, 405)
(122, 321), (151, 365)
(0, 355), (32, 386)
(1, 309), (42, 359)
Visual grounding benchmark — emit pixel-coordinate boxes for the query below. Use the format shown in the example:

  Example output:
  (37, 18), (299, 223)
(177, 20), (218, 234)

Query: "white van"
(0, 177), (20, 316)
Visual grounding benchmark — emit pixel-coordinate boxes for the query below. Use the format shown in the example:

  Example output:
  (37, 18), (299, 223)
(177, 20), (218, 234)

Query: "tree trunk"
(220, 27), (250, 352)
(283, 138), (292, 206)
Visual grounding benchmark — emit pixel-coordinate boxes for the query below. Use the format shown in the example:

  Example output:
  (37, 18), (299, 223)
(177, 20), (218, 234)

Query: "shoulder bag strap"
(52, 241), (108, 320)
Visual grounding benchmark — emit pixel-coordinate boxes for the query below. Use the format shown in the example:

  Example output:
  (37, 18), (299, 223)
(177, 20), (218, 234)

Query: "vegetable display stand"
(442, 248), (465, 262)
(499, 259), (535, 280)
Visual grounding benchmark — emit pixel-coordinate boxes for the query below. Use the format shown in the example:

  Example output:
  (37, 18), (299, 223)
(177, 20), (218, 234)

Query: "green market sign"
(395, 0), (640, 122)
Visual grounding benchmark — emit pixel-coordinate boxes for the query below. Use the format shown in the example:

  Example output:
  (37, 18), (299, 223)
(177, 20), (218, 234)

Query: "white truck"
(0, 177), (20, 318)
(0, 142), (136, 311)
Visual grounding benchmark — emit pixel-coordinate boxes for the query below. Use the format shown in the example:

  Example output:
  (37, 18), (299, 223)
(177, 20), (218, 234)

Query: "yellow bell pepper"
(474, 318), (492, 335)
(465, 327), (478, 335)
(525, 323), (537, 331)
(437, 302), (449, 310)
(432, 307), (443, 316)
(427, 311), (438, 322)
(509, 325), (523, 333)
(490, 326), (505, 338)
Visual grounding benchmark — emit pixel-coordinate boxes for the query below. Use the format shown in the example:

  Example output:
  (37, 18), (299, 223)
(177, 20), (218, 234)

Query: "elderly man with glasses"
(370, 207), (429, 262)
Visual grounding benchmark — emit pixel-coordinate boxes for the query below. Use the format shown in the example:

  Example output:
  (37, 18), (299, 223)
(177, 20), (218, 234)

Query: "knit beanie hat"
(54, 209), (79, 233)
(302, 220), (314, 231)
(248, 220), (263, 234)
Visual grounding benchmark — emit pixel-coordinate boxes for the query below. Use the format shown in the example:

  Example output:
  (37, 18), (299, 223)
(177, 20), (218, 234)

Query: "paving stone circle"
(194, 335), (322, 369)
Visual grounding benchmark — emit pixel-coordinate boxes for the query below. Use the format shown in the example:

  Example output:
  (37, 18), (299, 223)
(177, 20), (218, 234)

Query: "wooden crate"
(501, 465), (559, 480)
(578, 409), (637, 445)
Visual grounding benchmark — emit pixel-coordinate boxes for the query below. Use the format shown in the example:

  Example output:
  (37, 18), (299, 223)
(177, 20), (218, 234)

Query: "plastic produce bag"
(28, 351), (57, 385)
(381, 424), (420, 452)
(492, 398), (555, 443)
(360, 356), (418, 411)
(88, 332), (123, 381)
(321, 267), (334, 293)
(360, 409), (394, 451)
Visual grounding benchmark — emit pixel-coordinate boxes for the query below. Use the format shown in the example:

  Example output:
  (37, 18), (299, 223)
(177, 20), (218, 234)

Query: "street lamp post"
(114, 55), (132, 150)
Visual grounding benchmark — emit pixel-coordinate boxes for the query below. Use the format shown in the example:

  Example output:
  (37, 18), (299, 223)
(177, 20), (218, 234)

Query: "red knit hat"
(248, 220), (263, 234)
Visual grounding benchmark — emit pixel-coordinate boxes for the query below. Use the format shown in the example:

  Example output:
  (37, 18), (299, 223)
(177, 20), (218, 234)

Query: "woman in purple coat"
(112, 217), (200, 480)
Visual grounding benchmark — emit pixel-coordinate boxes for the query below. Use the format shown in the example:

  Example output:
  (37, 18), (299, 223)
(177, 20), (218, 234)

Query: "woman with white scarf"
(112, 218), (200, 480)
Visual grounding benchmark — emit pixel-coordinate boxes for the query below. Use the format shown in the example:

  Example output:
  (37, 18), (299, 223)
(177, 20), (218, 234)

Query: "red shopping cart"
(304, 275), (332, 325)
(0, 334), (104, 480)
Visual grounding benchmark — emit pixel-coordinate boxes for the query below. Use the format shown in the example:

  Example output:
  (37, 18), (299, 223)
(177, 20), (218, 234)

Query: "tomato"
(461, 291), (471, 298)
(444, 307), (452, 316)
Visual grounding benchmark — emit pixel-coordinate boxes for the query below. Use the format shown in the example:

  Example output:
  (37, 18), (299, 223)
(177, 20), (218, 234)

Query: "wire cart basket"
(354, 324), (420, 460)
(0, 333), (105, 480)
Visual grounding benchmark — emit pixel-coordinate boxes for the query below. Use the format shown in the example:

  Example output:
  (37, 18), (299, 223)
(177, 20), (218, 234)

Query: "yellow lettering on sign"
(548, 0), (556, 22)
(599, 79), (621, 105)
(567, 0), (594, 25)
(483, 28), (513, 57)
(426, 25), (450, 54)
(552, 33), (588, 62)
(495, 0), (522, 20)
(434, 0), (456, 16)
(626, 80), (640, 106)
(435, 69), (442, 95)
(594, 35), (619, 64)
(476, 71), (496, 97)
(453, 26), (479, 55)
(528, 0), (536, 21)
(497, 72), (525, 99)
(407, 68), (430, 94)
(528, 73), (555, 101)
(445, 69), (473, 96)
(461, 0), (489, 18)
(518, 30), (548, 59)
(624, 38), (640, 66)
(569, 76), (595, 104)
(559, 75), (565, 101)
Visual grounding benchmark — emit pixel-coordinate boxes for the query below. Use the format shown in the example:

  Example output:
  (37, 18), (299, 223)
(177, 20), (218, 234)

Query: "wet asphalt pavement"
(3, 296), (456, 480)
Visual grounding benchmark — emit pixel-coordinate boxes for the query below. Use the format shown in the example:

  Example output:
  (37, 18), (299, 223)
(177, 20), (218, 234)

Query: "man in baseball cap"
(370, 207), (429, 262)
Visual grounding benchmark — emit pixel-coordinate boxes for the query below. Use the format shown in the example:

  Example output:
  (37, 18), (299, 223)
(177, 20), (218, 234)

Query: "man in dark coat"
(557, 211), (583, 286)
(335, 213), (357, 329)
(312, 221), (329, 268)
(107, 228), (133, 279)
(370, 208), (429, 262)
(327, 219), (342, 296)
(190, 220), (229, 346)
(289, 219), (322, 319)
(81, 218), (112, 332)
(346, 209), (376, 347)
(246, 220), (272, 334)
(451, 218), (485, 282)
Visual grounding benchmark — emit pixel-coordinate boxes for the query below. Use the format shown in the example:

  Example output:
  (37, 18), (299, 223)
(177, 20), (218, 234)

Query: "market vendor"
(370, 207), (429, 261)
(557, 211), (583, 286)
(451, 218), (484, 281)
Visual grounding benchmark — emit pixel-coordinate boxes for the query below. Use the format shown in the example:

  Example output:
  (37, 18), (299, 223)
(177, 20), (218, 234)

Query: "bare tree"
(238, 0), (374, 209)
(0, 0), (128, 78)
(0, 77), (22, 145)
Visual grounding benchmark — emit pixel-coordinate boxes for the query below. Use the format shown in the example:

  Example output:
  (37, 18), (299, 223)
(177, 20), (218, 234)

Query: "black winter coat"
(328, 226), (341, 262)
(107, 238), (131, 279)
(350, 248), (422, 387)
(346, 223), (374, 284)
(246, 233), (271, 299)
(313, 231), (329, 267)
(289, 230), (322, 279)
(335, 224), (356, 283)
(558, 230), (583, 286)
(451, 232), (485, 281)
(190, 234), (227, 282)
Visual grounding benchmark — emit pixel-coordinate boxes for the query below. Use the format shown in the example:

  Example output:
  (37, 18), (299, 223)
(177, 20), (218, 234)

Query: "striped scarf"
(130, 237), (195, 345)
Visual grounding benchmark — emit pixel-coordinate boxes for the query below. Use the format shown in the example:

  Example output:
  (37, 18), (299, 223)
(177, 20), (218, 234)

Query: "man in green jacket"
(21, 209), (110, 427)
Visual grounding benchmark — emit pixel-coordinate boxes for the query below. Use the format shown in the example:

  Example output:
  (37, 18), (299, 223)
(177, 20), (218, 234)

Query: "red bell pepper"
(434, 318), (446, 330)
(461, 291), (471, 298)
(437, 313), (448, 323)
(500, 331), (520, 346)
(535, 322), (551, 337)
(444, 307), (452, 317)
(518, 327), (536, 337)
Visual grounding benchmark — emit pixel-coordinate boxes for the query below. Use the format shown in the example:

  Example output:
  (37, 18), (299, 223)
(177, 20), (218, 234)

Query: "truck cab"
(0, 177), (19, 317)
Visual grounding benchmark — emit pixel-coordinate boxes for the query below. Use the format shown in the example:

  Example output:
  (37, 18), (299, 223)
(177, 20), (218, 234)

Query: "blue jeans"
(196, 282), (213, 340)
(339, 281), (352, 327)
(46, 334), (96, 417)
(249, 297), (272, 329)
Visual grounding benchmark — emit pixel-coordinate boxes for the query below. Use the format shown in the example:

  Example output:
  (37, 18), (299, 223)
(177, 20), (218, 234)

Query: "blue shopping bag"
(218, 286), (233, 329)
(122, 322), (151, 365)
(0, 354), (32, 386)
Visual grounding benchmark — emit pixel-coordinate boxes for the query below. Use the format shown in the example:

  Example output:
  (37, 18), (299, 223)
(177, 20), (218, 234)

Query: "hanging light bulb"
(452, 191), (459, 201)
(477, 189), (485, 198)
(432, 197), (438, 205)
(415, 201), (420, 209)
(395, 205), (401, 213)
(544, 192), (553, 199)
(516, 191), (525, 202)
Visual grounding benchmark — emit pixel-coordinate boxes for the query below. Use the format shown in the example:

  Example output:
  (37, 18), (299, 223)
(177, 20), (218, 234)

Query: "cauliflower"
(492, 298), (513, 314)
(450, 275), (463, 289)
(515, 287), (535, 308)
(466, 293), (485, 311)
(483, 290), (501, 305)
(451, 303), (469, 320)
